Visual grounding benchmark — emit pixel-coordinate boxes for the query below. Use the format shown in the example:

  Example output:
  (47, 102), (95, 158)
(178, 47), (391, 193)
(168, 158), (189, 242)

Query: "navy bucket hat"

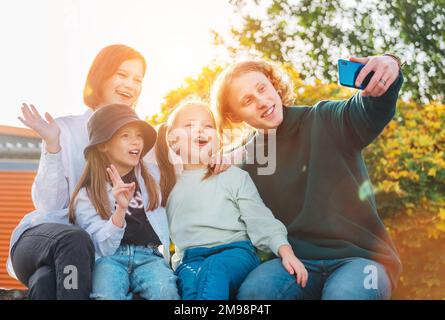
(84, 104), (157, 159)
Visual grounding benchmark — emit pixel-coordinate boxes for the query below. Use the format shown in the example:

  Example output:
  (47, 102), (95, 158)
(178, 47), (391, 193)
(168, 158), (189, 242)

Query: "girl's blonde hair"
(210, 59), (295, 146)
(155, 99), (218, 206)
(68, 145), (160, 224)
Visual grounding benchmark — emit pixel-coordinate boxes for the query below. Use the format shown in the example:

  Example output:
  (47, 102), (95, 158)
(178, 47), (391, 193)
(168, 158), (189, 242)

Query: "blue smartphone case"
(338, 59), (374, 89)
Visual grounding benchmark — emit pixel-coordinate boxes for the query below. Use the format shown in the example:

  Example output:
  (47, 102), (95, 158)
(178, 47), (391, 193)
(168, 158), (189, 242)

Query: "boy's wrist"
(383, 53), (404, 70)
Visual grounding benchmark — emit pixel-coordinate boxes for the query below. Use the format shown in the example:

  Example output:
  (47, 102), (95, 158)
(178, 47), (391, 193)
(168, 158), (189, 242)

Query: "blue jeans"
(176, 241), (261, 300)
(237, 257), (392, 300)
(91, 244), (179, 300)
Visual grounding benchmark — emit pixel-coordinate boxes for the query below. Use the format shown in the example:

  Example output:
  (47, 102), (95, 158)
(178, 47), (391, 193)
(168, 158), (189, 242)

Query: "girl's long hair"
(155, 123), (178, 207)
(68, 147), (160, 224)
(155, 101), (217, 207)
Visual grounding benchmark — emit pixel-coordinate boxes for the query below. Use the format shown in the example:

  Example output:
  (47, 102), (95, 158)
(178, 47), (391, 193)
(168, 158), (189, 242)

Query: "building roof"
(0, 125), (41, 160)
(0, 125), (39, 139)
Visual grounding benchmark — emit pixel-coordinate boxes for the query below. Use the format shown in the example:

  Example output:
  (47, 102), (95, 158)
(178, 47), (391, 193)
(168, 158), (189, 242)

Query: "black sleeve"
(316, 72), (404, 151)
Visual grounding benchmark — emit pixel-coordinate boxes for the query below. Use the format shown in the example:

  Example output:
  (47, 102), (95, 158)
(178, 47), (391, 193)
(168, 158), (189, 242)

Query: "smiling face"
(227, 71), (284, 130)
(169, 104), (219, 168)
(99, 59), (144, 109)
(101, 122), (144, 176)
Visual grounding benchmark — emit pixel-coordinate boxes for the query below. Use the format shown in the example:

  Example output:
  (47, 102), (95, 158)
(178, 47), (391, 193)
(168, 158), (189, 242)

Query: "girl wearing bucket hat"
(68, 104), (179, 300)
(9, 44), (148, 299)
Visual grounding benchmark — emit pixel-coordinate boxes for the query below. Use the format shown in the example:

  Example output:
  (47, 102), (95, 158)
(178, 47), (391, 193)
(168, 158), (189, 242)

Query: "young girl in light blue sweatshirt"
(155, 100), (308, 300)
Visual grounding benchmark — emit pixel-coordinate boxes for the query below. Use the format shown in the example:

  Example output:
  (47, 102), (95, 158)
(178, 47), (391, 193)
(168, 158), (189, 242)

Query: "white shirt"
(7, 109), (92, 278)
(73, 163), (170, 262)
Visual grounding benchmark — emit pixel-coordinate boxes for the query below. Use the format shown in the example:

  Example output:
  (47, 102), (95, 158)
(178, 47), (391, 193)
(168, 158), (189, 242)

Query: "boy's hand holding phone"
(338, 55), (401, 97)
(278, 244), (308, 288)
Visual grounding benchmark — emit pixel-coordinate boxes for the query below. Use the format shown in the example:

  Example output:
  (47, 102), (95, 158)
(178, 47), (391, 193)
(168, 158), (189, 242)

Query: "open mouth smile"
(261, 105), (275, 119)
(116, 90), (133, 100)
(128, 149), (141, 157)
(194, 136), (210, 148)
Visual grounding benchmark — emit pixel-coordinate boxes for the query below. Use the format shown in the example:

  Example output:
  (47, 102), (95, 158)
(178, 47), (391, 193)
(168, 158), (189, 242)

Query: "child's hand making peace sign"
(106, 164), (136, 228)
(106, 164), (136, 210)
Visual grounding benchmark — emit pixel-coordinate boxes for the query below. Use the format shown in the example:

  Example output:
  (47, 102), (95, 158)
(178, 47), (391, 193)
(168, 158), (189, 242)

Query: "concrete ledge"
(0, 289), (28, 300)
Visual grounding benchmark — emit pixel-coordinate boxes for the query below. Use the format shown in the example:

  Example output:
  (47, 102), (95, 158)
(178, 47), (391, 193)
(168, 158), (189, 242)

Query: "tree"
(213, 0), (445, 102)
(147, 65), (222, 125)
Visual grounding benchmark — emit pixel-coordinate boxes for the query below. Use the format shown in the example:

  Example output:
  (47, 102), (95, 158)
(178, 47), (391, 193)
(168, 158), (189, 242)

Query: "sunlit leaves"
(216, 0), (445, 102)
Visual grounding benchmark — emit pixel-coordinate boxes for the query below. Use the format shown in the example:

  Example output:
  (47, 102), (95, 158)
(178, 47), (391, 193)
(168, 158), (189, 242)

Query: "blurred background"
(0, 0), (444, 299)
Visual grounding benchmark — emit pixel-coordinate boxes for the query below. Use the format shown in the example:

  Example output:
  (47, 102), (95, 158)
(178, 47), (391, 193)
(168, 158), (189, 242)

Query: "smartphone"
(337, 59), (374, 90)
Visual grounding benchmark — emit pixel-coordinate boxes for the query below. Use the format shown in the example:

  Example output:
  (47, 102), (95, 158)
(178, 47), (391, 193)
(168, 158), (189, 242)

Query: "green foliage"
(146, 65), (223, 125)
(386, 211), (445, 299)
(365, 101), (445, 218)
(215, 0), (445, 102)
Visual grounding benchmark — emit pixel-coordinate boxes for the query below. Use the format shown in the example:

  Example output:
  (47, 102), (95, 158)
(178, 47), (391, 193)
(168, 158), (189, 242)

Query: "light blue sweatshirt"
(167, 166), (289, 269)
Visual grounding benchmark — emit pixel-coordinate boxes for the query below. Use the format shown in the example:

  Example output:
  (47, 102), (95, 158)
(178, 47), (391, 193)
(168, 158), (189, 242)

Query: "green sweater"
(166, 166), (289, 270)
(242, 73), (404, 289)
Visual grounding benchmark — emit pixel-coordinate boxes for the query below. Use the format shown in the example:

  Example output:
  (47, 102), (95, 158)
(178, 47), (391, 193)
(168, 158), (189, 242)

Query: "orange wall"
(0, 171), (36, 289)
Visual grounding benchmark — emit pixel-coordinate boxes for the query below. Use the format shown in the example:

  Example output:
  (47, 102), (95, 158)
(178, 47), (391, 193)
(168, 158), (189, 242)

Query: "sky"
(0, 0), (235, 127)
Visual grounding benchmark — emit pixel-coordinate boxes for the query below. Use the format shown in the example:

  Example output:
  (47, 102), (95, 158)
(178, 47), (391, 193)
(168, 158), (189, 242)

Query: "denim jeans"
(237, 257), (392, 300)
(175, 241), (261, 300)
(11, 223), (94, 300)
(91, 244), (179, 300)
